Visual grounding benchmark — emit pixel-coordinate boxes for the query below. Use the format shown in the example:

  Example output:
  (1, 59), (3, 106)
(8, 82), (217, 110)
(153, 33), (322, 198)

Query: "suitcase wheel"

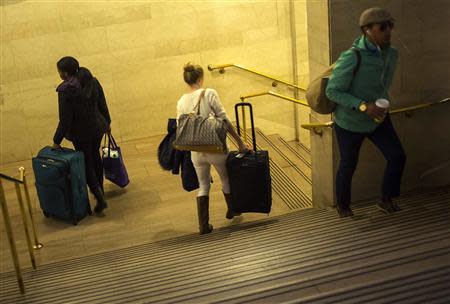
(72, 219), (78, 226)
(87, 208), (93, 216)
(43, 211), (50, 218)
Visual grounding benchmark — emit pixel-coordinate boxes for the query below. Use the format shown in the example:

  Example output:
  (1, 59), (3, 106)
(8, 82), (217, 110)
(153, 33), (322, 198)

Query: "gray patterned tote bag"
(173, 89), (227, 153)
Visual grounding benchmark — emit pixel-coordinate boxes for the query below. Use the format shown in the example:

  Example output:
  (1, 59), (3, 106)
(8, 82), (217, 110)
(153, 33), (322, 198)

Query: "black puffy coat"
(53, 71), (111, 144)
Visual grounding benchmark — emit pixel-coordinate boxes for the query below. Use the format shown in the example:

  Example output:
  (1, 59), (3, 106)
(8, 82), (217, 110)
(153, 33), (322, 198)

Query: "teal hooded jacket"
(326, 35), (398, 133)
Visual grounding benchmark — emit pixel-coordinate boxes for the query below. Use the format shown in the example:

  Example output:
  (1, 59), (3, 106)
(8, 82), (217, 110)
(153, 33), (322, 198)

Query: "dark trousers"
(73, 135), (104, 194)
(335, 115), (406, 209)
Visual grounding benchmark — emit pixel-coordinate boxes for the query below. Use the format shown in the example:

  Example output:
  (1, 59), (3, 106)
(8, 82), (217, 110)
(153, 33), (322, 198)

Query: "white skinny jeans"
(191, 152), (230, 197)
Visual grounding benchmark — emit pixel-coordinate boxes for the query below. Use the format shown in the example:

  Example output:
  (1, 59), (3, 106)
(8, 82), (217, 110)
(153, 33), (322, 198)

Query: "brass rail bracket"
(301, 122), (334, 136)
(313, 127), (323, 136)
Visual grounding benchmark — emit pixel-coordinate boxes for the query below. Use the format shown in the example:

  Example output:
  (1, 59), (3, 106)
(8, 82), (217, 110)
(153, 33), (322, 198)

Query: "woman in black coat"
(52, 56), (110, 214)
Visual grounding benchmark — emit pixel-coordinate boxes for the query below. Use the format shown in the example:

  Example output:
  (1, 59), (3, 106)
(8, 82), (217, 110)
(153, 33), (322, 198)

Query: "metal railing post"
(289, 0), (301, 142)
(14, 182), (37, 269)
(0, 180), (25, 294)
(19, 167), (43, 250)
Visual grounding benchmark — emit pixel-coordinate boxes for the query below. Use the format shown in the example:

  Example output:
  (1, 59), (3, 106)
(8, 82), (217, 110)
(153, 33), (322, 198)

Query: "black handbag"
(180, 151), (199, 192)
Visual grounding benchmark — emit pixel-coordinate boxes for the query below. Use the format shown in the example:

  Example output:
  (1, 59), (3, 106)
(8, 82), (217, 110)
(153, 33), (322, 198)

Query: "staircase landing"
(0, 135), (293, 275)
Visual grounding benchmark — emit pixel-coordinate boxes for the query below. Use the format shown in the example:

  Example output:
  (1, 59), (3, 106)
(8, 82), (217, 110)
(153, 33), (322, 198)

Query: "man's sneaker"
(337, 206), (354, 218)
(376, 201), (395, 214)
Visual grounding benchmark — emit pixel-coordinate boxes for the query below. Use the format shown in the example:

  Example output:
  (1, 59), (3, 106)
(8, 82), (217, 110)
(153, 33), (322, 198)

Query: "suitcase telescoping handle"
(234, 102), (257, 152)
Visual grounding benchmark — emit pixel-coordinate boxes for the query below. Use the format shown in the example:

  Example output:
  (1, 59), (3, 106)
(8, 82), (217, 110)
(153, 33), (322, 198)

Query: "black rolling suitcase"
(226, 102), (272, 214)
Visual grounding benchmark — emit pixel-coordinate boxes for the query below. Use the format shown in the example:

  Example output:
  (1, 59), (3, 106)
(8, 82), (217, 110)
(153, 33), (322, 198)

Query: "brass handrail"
(389, 97), (450, 115)
(240, 91), (309, 107)
(208, 63), (307, 92)
(301, 97), (450, 135)
(0, 173), (23, 184)
(0, 168), (43, 294)
(420, 160), (450, 180)
(300, 122), (333, 136)
(236, 92), (308, 143)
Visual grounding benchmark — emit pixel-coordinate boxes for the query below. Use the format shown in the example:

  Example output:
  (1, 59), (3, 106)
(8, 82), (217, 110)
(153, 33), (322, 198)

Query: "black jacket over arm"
(96, 79), (111, 125)
(53, 77), (110, 144)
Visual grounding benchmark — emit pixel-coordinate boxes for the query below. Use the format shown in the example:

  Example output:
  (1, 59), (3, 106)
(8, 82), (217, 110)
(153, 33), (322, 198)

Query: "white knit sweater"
(176, 88), (228, 121)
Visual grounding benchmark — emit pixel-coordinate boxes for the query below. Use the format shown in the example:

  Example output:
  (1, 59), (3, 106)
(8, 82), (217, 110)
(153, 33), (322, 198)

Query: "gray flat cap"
(359, 7), (394, 27)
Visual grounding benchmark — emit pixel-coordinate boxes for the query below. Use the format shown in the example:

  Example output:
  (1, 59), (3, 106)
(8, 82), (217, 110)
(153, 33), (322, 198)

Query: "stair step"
(229, 127), (312, 210)
(268, 134), (312, 173)
(253, 129), (312, 205)
(257, 131), (311, 184)
(287, 139), (312, 166)
(1, 188), (448, 303)
(226, 133), (294, 212)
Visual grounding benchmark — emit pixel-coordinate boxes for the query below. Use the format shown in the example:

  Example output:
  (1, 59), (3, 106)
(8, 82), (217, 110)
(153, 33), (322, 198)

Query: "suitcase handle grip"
(49, 146), (74, 153)
(234, 102), (257, 152)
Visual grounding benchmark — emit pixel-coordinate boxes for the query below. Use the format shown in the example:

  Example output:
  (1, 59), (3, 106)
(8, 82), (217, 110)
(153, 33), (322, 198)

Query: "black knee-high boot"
(93, 187), (108, 214)
(197, 196), (213, 234)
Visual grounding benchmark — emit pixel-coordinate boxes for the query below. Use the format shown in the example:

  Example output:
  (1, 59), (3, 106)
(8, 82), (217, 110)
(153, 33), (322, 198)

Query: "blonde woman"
(177, 63), (248, 234)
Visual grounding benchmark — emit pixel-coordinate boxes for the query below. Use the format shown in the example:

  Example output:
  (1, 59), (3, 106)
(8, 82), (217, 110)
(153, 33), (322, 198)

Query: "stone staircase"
(1, 187), (449, 303)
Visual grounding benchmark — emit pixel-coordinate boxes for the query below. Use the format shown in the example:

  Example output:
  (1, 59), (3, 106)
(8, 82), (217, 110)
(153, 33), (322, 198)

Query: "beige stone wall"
(1, 0), (309, 164)
(308, 0), (450, 208)
(306, 0), (335, 208)
(328, 0), (450, 201)
(292, 0), (311, 148)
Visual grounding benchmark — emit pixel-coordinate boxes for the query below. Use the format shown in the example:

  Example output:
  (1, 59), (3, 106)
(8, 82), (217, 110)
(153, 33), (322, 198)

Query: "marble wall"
(0, 0), (310, 164)
(293, 0), (311, 148)
(312, 0), (450, 206)
(306, 0), (335, 208)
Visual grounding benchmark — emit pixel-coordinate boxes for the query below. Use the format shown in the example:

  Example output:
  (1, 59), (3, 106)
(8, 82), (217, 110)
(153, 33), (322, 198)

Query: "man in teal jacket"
(326, 7), (406, 217)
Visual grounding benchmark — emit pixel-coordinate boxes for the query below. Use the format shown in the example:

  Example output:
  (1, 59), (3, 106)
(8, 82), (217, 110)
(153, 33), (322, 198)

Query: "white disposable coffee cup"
(375, 98), (390, 109)
(374, 98), (390, 123)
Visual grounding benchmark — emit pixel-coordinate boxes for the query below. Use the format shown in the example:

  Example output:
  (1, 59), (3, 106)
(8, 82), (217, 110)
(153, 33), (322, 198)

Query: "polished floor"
(0, 135), (292, 274)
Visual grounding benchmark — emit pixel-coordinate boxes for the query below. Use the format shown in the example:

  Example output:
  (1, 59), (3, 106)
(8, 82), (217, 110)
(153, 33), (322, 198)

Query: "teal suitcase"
(32, 146), (91, 225)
